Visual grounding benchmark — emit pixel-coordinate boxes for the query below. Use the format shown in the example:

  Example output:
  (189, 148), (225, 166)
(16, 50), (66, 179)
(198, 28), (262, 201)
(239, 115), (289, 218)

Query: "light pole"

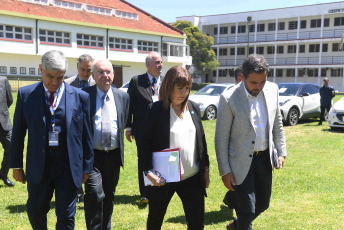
(247, 16), (252, 57)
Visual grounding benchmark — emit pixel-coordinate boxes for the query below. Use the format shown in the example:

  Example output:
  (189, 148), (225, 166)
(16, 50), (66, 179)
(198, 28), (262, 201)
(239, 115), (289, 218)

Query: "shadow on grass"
(165, 205), (235, 225)
(6, 201), (56, 213)
(114, 194), (148, 209)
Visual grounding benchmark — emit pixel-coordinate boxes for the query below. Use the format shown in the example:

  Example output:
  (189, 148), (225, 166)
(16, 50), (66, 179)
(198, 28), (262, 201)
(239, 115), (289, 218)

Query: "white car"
(328, 97), (344, 130)
(278, 83), (321, 126)
(189, 83), (235, 120)
(120, 81), (129, 93)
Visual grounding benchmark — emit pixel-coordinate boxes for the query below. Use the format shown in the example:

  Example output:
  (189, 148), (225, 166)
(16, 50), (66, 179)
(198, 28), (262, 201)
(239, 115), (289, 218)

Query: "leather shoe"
(0, 176), (15, 187)
(139, 197), (148, 204)
(226, 221), (236, 230)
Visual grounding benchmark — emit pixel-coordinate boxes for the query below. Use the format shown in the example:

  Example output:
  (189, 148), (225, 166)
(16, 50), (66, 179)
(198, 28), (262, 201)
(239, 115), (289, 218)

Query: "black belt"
(253, 149), (269, 156)
(94, 148), (118, 154)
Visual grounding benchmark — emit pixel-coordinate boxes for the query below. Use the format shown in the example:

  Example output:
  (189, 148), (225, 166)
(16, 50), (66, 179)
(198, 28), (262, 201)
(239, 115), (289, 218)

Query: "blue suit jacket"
(83, 85), (129, 167)
(10, 82), (94, 187)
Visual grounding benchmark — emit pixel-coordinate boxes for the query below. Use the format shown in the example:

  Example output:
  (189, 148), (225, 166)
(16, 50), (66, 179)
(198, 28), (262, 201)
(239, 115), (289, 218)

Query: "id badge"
(49, 131), (59, 146)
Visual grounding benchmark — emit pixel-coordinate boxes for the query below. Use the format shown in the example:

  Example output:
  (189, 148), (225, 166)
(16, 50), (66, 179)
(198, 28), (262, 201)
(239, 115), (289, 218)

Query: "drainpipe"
(106, 29), (109, 58)
(35, 19), (39, 54)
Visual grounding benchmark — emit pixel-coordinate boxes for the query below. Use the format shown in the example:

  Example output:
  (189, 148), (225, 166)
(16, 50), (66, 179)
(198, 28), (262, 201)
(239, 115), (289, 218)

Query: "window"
(298, 69), (305, 77)
(289, 21), (298, 30)
(276, 69), (283, 77)
(334, 17), (344, 26)
(257, 24), (265, 32)
(332, 43), (344, 52)
(309, 44), (320, 52)
(213, 49), (217, 56)
(310, 19), (321, 28)
(277, 46), (284, 54)
(86, 5), (112, 16)
(77, 34), (104, 48)
(219, 48), (227, 56)
(214, 27), (218, 35)
(219, 70), (227, 77)
(278, 22), (285, 30)
(299, 45), (305, 53)
(220, 27), (228, 34)
(231, 26), (236, 34)
(249, 47), (254, 55)
(54, 0), (82, 10)
(331, 68), (343, 77)
(267, 70), (273, 77)
(115, 11), (138, 20)
(267, 46), (275, 54)
(321, 68), (327, 76)
(286, 69), (295, 77)
(256, 47), (264, 55)
(39, 29), (70, 45)
(300, 20), (307, 29)
(138, 40), (159, 52)
(238, 25), (246, 33)
(268, 23), (275, 31)
(237, 47), (245, 55)
(324, 18), (330, 27)
(230, 48), (235, 55)
(322, 43), (328, 52)
(249, 25), (255, 32)
(109, 37), (133, 51)
(0, 25), (32, 41)
(287, 45), (296, 53)
(307, 69), (318, 77)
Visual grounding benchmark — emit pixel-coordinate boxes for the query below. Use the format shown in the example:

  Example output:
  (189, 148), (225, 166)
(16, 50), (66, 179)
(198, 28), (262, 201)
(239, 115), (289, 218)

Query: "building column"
(217, 24), (220, 44)
(297, 17), (300, 39)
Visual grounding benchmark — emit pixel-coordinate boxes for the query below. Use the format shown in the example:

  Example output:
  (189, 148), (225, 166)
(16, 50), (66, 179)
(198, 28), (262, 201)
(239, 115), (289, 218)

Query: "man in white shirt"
(215, 54), (287, 230)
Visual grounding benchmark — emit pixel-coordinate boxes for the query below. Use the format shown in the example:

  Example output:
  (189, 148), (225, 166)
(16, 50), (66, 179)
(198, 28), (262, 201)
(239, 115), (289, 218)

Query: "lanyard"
(44, 88), (61, 131)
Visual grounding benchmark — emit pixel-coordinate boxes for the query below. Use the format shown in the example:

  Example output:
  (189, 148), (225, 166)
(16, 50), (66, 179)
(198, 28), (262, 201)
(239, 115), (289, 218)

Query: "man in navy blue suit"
(10, 50), (94, 230)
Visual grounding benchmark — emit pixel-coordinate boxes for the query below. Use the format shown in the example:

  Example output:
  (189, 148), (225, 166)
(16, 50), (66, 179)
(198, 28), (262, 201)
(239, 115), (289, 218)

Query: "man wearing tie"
(83, 59), (129, 230)
(126, 52), (163, 204)
(10, 50), (94, 229)
(65, 54), (95, 88)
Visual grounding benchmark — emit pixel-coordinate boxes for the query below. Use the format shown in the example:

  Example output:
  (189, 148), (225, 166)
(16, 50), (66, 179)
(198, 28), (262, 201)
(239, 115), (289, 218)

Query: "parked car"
(278, 83), (321, 126)
(327, 97), (344, 130)
(189, 83), (235, 120)
(120, 81), (129, 93)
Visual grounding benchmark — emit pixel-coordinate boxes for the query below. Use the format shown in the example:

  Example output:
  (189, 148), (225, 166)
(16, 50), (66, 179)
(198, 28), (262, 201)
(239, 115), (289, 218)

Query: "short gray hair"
(242, 54), (269, 79)
(145, 52), (161, 67)
(41, 50), (68, 72)
(78, 54), (93, 64)
(92, 59), (113, 73)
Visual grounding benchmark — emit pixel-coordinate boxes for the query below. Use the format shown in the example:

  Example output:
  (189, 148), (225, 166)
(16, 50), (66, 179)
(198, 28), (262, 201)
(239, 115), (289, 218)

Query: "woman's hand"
(147, 171), (166, 187)
(204, 168), (210, 188)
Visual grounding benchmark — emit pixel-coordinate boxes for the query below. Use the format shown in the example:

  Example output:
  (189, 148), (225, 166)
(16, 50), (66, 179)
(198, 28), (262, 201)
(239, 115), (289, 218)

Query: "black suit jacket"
(126, 73), (156, 137)
(83, 85), (129, 167)
(138, 100), (209, 201)
(0, 76), (13, 131)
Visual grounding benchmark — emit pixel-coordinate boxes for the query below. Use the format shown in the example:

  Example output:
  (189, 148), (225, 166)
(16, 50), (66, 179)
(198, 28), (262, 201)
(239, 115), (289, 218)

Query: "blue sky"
(127, 0), (340, 23)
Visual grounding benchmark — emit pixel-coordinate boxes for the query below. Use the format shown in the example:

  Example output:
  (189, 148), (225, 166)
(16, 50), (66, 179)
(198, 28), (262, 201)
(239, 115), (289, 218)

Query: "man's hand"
(125, 130), (134, 142)
(82, 173), (90, 184)
(147, 171), (165, 187)
(277, 156), (286, 169)
(222, 173), (235, 191)
(13, 169), (26, 184)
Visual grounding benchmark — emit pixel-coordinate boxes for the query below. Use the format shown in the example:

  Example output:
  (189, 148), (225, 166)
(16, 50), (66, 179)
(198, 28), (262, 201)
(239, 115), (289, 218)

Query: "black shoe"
(77, 194), (83, 203)
(139, 197), (148, 204)
(0, 176), (15, 187)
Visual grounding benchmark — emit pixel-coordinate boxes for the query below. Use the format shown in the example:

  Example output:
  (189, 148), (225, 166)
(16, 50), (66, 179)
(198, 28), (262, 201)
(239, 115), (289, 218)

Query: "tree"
(173, 20), (219, 75)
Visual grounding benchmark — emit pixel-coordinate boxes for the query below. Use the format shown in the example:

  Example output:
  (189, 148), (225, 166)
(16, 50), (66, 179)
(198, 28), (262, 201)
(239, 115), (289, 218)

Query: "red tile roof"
(0, 0), (184, 37)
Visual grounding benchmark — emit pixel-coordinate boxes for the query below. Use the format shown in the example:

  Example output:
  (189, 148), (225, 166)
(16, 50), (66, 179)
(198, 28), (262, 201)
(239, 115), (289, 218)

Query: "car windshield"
(278, 84), (301, 96)
(195, 85), (227, 96)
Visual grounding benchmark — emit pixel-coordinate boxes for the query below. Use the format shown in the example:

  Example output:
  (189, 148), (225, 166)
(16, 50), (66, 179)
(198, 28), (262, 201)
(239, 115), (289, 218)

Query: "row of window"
(214, 43), (344, 56)
(214, 68), (343, 77)
(213, 16), (344, 35)
(0, 24), (159, 52)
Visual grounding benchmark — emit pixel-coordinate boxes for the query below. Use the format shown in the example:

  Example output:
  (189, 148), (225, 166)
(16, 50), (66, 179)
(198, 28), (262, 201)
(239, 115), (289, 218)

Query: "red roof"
(0, 0), (184, 37)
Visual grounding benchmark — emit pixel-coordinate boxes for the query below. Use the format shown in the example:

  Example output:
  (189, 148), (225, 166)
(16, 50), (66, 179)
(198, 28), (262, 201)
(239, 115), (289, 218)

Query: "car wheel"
(286, 108), (299, 126)
(204, 105), (216, 120)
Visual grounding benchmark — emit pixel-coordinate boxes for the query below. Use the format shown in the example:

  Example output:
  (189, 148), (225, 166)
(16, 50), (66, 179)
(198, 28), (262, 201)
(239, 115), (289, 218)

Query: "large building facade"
(178, 1), (344, 91)
(0, 0), (191, 88)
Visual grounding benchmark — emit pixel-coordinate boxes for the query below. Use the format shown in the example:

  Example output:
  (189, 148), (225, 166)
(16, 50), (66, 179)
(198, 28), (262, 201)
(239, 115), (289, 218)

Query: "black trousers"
(147, 173), (205, 230)
(320, 105), (331, 122)
(84, 149), (121, 230)
(234, 152), (272, 230)
(135, 136), (146, 198)
(0, 126), (11, 178)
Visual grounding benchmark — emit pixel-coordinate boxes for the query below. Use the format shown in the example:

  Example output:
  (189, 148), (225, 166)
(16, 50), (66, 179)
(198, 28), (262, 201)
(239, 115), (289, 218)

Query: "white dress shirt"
(244, 87), (269, 151)
(93, 87), (119, 150)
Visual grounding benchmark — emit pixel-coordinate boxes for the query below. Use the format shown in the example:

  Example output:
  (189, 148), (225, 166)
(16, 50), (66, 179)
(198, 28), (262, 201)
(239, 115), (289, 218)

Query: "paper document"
(144, 148), (182, 186)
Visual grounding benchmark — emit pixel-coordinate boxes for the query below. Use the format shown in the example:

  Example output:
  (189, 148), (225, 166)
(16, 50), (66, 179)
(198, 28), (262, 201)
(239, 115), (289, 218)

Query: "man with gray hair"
(215, 54), (287, 230)
(10, 50), (94, 229)
(65, 54), (95, 88)
(126, 51), (163, 204)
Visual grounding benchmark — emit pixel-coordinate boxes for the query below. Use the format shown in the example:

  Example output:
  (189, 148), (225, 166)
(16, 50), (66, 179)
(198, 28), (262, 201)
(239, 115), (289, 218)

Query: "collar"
(147, 72), (160, 84)
(77, 74), (91, 83)
(43, 81), (65, 95)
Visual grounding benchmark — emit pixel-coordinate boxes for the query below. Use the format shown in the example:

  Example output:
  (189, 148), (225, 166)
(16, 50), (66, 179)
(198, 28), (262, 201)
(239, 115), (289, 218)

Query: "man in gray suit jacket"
(215, 54), (287, 230)
(65, 54), (95, 88)
(0, 76), (14, 186)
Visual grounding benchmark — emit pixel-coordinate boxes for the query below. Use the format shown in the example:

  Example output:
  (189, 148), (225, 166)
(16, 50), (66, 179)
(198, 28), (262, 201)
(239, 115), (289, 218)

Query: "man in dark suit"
(126, 51), (163, 204)
(65, 54), (95, 88)
(10, 50), (94, 230)
(83, 59), (129, 230)
(0, 76), (14, 187)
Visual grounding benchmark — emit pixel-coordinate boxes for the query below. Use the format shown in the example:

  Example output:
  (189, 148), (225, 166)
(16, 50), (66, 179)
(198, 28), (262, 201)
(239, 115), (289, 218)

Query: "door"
(113, 66), (123, 88)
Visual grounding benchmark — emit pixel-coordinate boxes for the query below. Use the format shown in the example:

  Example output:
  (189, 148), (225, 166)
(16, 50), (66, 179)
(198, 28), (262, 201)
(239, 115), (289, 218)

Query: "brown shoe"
(226, 221), (235, 230)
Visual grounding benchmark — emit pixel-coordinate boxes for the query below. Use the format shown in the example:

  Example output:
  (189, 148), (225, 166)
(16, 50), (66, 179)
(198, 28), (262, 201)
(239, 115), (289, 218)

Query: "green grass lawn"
(0, 94), (343, 229)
